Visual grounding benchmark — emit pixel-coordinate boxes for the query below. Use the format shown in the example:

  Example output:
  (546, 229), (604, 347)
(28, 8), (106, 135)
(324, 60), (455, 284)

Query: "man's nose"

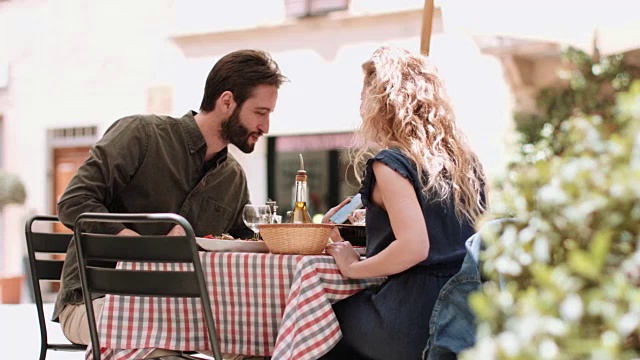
(258, 117), (270, 135)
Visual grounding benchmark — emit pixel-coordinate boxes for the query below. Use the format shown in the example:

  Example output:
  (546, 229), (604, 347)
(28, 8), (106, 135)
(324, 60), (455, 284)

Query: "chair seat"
(50, 343), (87, 352)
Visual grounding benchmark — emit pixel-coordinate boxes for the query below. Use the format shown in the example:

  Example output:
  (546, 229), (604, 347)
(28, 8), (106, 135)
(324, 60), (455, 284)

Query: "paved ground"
(1, 302), (82, 359)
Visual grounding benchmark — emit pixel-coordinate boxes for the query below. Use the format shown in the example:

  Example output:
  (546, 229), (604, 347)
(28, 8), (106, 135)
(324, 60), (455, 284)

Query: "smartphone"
(330, 193), (364, 224)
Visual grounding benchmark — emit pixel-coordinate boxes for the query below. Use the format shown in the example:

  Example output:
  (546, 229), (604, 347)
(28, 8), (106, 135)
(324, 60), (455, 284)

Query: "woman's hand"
(323, 197), (354, 242)
(322, 197), (353, 224)
(325, 241), (360, 278)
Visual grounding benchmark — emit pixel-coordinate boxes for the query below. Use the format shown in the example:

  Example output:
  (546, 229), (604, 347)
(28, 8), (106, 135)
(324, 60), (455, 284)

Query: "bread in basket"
(258, 223), (334, 255)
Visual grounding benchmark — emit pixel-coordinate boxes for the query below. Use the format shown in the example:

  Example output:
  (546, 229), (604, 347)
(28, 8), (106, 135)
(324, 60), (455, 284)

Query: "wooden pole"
(420, 0), (435, 55)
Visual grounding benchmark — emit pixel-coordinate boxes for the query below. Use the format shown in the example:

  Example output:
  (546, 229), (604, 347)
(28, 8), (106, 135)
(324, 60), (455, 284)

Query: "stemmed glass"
(242, 205), (272, 241)
(351, 209), (367, 225)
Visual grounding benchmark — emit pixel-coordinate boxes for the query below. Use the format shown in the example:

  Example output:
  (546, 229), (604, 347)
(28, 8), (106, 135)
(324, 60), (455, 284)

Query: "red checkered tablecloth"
(87, 252), (383, 360)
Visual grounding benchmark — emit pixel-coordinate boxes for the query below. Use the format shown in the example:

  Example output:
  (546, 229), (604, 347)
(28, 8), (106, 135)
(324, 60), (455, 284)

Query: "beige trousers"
(59, 298), (178, 358)
(59, 299), (263, 359)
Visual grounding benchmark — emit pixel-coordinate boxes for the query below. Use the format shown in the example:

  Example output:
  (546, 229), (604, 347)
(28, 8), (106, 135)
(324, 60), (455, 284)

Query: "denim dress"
(322, 149), (479, 360)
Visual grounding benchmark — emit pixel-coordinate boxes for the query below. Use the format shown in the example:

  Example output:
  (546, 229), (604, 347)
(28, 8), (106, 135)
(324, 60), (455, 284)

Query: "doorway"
(46, 146), (89, 292)
(52, 146), (90, 227)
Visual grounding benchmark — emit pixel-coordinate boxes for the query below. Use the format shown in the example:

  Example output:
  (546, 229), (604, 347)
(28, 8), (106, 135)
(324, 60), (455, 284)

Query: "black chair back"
(74, 212), (222, 360)
(25, 215), (87, 360)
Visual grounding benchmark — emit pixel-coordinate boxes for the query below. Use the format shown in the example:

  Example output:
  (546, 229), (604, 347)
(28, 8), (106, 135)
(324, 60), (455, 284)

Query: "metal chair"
(25, 215), (87, 360)
(74, 212), (223, 360)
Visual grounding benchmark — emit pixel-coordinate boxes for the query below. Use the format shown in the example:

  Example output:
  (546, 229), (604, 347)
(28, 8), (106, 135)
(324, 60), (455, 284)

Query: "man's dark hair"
(200, 50), (287, 112)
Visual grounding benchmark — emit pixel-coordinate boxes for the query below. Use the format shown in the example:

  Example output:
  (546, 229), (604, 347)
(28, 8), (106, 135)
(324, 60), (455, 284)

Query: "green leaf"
(590, 228), (613, 271)
(468, 292), (495, 321)
(568, 250), (599, 281)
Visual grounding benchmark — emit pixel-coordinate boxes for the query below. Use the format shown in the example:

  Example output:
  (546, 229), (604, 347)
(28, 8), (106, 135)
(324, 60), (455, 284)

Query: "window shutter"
(284, 0), (309, 18)
(284, 0), (349, 18)
(309, 0), (349, 15)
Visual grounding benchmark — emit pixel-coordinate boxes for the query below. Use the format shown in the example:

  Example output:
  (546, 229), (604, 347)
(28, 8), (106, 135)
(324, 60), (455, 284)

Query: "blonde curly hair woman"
(322, 46), (486, 359)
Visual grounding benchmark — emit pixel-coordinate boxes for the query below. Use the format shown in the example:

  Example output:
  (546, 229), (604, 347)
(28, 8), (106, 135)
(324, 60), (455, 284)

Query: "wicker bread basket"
(258, 223), (334, 255)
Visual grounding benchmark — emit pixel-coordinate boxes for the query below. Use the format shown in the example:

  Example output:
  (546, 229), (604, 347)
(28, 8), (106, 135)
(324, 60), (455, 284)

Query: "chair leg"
(39, 345), (46, 360)
(147, 354), (207, 360)
(176, 353), (213, 359)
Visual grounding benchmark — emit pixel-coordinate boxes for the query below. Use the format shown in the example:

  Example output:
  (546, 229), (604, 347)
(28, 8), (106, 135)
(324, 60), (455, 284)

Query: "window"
(284, 0), (349, 18)
(267, 133), (361, 220)
(49, 126), (97, 147)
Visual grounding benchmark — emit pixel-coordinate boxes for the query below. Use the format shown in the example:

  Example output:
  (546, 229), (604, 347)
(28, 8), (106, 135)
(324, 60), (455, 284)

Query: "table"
(88, 252), (383, 360)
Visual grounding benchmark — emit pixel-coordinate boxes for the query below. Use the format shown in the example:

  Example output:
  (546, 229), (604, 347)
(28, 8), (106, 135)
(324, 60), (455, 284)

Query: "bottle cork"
(296, 154), (307, 182)
(296, 170), (307, 182)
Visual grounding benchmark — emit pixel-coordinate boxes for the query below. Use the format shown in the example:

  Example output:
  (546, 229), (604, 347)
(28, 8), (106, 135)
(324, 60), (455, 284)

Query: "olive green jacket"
(53, 111), (253, 321)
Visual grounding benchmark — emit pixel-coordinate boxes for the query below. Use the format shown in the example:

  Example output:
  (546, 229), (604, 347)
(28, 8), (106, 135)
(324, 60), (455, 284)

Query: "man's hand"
(167, 225), (186, 236)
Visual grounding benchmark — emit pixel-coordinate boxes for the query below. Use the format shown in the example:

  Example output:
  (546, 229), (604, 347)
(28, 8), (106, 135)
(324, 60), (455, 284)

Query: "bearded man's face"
(221, 106), (259, 153)
(220, 84), (278, 153)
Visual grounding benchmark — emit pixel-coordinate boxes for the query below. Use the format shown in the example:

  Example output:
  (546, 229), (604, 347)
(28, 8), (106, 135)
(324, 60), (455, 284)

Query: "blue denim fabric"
(422, 231), (482, 360)
(423, 219), (510, 360)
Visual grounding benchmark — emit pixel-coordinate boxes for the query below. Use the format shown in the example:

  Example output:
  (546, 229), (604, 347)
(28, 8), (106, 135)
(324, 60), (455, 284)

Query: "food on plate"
(203, 233), (235, 240)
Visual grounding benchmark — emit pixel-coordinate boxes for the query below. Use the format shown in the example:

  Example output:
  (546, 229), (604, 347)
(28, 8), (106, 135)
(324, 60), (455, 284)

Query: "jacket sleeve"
(57, 116), (148, 234)
(226, 169), (254, 240)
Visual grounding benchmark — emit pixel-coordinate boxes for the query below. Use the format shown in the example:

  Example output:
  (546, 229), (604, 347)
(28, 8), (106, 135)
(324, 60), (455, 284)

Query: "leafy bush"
(463, 67), (640, 357)
(513, 48), (639, 155)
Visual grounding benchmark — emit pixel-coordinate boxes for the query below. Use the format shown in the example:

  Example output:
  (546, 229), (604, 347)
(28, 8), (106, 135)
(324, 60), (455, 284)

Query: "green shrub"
(513, 47), (639, 155)
(464, 53), (640, 357)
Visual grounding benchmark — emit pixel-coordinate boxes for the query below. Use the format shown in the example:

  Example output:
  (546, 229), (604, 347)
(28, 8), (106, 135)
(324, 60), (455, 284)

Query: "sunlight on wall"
(442, 0), (640, 55)
(175, 0), (286, 34)
(430, 33), (514, 182)
(173, 30), (512, 182)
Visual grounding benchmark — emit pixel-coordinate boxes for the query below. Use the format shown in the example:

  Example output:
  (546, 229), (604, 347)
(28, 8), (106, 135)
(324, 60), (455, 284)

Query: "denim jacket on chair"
(423, 219), (512, 360)
(422, 230), (482, 360)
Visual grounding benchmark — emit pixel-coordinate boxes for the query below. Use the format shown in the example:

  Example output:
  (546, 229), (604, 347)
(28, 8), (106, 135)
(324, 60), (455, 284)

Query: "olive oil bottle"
(293, 154), (312, 223)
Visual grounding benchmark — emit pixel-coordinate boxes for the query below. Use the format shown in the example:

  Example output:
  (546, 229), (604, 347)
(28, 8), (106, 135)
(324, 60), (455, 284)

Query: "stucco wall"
(172, 6), (513, 189)
(0, 0), (514, 275)
(0, 0), (181, 274)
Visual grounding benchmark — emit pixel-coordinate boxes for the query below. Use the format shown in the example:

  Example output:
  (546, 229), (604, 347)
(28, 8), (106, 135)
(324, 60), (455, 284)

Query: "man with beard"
(52, 49), (287, 357)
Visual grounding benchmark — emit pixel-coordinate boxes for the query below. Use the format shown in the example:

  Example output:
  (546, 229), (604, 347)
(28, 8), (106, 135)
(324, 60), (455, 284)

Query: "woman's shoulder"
(373, 147), (404, 159)
(368, 148), (416, 178)
(359, 148), (422, 206)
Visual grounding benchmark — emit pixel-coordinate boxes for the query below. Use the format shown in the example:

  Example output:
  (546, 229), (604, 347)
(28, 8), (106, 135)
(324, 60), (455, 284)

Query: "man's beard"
(220, 107), (262, 153)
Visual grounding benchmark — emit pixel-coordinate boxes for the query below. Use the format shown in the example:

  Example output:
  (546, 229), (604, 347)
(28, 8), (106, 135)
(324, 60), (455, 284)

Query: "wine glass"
(351, 209), (367, 225)
(242, 205), (272, 240)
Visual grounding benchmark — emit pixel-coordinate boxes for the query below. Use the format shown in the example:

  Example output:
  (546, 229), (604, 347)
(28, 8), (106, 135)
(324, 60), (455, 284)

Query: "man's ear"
(217, 91), (237, 114)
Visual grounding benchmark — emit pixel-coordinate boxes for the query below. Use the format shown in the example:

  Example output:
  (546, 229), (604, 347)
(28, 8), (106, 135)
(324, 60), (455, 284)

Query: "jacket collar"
(180, 111), (207, 154)
(180, 111), (229, 165)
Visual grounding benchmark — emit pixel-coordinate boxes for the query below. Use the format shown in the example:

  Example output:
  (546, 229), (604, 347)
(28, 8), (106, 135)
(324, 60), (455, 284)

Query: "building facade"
(0, 0), (514, 276)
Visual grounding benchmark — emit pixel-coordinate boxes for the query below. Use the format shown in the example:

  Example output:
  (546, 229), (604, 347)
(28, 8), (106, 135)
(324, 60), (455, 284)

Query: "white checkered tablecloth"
(86, 252), (383, 360)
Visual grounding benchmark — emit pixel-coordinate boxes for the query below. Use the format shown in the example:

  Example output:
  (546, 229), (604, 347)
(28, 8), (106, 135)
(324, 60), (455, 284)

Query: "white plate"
(196, 238), (269, 253)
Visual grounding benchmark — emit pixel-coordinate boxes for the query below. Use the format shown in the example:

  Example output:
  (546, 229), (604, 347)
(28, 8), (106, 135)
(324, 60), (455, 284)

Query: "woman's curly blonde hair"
(354, 46), (486, 225)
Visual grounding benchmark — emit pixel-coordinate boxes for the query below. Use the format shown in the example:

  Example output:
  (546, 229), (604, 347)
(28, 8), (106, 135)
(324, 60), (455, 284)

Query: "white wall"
(173, 8), (513, 198)
(172, 9), (433, 207)
(429, 33), (514, 181)
(0, 1), (514, 274)
(172, 9), (431, 135)
(0, 0), (181, 274)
